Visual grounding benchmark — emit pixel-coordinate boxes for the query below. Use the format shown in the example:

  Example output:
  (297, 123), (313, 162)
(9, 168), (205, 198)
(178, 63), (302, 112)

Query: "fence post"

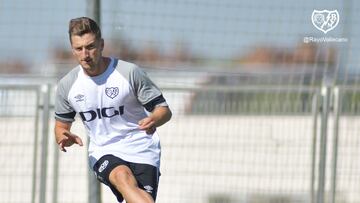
(87, 1), (102, 203)
(39, 84), (51, 203)
(31, 87), (41, 203)
(52, 140), (60, 203)
(317, 86), (331, 203)
(87, 0), (101, 24)
(310, 89), (320, 203)
(330, 86), (340, 203)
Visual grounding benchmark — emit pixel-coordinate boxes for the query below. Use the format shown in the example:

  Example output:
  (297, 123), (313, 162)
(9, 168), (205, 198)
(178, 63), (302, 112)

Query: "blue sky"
(0, 0), (358, 72)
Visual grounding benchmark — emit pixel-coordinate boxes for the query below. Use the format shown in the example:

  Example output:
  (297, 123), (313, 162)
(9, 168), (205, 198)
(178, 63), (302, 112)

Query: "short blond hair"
(68, 17), (101, 43)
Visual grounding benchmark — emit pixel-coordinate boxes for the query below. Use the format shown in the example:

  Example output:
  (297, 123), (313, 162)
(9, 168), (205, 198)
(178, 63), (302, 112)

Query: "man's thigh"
(93, 154), (129, 202)
(92, 154), (160, 201)
(129, 162), (160, 201)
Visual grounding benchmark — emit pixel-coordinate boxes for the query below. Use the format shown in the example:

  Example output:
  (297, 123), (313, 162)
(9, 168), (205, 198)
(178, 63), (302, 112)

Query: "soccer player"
(54, 17), (172, 203)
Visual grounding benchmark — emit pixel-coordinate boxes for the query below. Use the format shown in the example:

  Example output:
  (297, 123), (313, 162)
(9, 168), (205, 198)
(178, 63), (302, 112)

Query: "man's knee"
(109, 165), (136, 189)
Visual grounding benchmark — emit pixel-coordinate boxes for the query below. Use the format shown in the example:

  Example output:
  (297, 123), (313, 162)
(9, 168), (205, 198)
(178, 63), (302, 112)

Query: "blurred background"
(0, 0), (359, 203)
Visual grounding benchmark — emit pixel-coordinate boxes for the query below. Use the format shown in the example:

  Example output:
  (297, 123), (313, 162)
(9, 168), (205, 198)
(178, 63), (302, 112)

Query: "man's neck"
(85, 57), (111, 77)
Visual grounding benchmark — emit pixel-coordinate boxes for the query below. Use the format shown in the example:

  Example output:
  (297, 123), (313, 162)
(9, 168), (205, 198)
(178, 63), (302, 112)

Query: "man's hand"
(57, 131), (83, 152)
(138, 106), (172, 134)
(138, 117), (156, 134)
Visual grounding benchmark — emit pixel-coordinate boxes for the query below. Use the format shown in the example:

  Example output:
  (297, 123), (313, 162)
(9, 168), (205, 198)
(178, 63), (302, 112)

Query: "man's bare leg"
(109, 165), (154, 203)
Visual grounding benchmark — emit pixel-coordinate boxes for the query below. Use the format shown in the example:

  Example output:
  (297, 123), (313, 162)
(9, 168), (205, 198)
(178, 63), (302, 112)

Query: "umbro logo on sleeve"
(74, 94), (85, 102)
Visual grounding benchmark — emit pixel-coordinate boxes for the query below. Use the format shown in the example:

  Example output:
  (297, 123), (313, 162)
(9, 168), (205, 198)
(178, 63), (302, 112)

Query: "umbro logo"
(98, 160), (109, 173)
(74, 94), (85, 102)
(105, 87), (119, 99)
(143, 185), (153, 193)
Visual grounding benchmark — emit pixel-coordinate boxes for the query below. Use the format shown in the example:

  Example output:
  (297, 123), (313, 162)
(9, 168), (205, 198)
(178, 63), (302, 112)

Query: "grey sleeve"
(54, 68), (79, 122)
(129, 66), (168, 112)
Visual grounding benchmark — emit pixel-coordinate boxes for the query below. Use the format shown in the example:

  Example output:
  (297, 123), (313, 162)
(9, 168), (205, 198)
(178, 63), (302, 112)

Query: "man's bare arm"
(138, 106), (172, 134)
(54, 120), (83, 152)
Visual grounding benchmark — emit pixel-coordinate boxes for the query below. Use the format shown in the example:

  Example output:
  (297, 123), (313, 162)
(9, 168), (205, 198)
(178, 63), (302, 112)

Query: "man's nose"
(81, 48), (89, 58)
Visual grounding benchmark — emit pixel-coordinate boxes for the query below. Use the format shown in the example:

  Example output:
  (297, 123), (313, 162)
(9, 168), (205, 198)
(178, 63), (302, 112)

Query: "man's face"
(70, 33), (104, 72)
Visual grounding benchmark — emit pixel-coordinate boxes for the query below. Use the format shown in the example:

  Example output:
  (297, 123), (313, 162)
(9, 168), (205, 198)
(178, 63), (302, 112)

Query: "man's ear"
(71, 47), (76, 56)
(69, 37), (76, 56)
(100, 38), (104, 51)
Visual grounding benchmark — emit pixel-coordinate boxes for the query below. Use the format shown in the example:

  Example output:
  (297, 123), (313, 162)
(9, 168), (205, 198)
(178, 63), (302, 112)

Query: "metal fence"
(0, 73), (359, 203)
(1, 0), (360, 203)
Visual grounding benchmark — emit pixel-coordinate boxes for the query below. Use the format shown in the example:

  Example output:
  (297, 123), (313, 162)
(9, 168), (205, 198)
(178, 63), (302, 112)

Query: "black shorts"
(92, 154), (160, 202)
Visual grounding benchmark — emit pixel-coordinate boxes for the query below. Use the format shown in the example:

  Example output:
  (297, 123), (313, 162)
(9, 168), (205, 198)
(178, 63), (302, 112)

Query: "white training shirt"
(55, 58), (168, 168)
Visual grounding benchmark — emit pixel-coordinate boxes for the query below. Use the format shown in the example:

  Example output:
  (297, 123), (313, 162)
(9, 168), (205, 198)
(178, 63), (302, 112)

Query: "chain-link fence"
(0, 72), (359, 203)
(1, 0), (360, 203)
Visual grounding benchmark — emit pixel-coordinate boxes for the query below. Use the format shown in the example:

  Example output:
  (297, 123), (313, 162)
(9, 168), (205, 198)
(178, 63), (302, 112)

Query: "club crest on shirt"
(105, 87), (119, 99)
